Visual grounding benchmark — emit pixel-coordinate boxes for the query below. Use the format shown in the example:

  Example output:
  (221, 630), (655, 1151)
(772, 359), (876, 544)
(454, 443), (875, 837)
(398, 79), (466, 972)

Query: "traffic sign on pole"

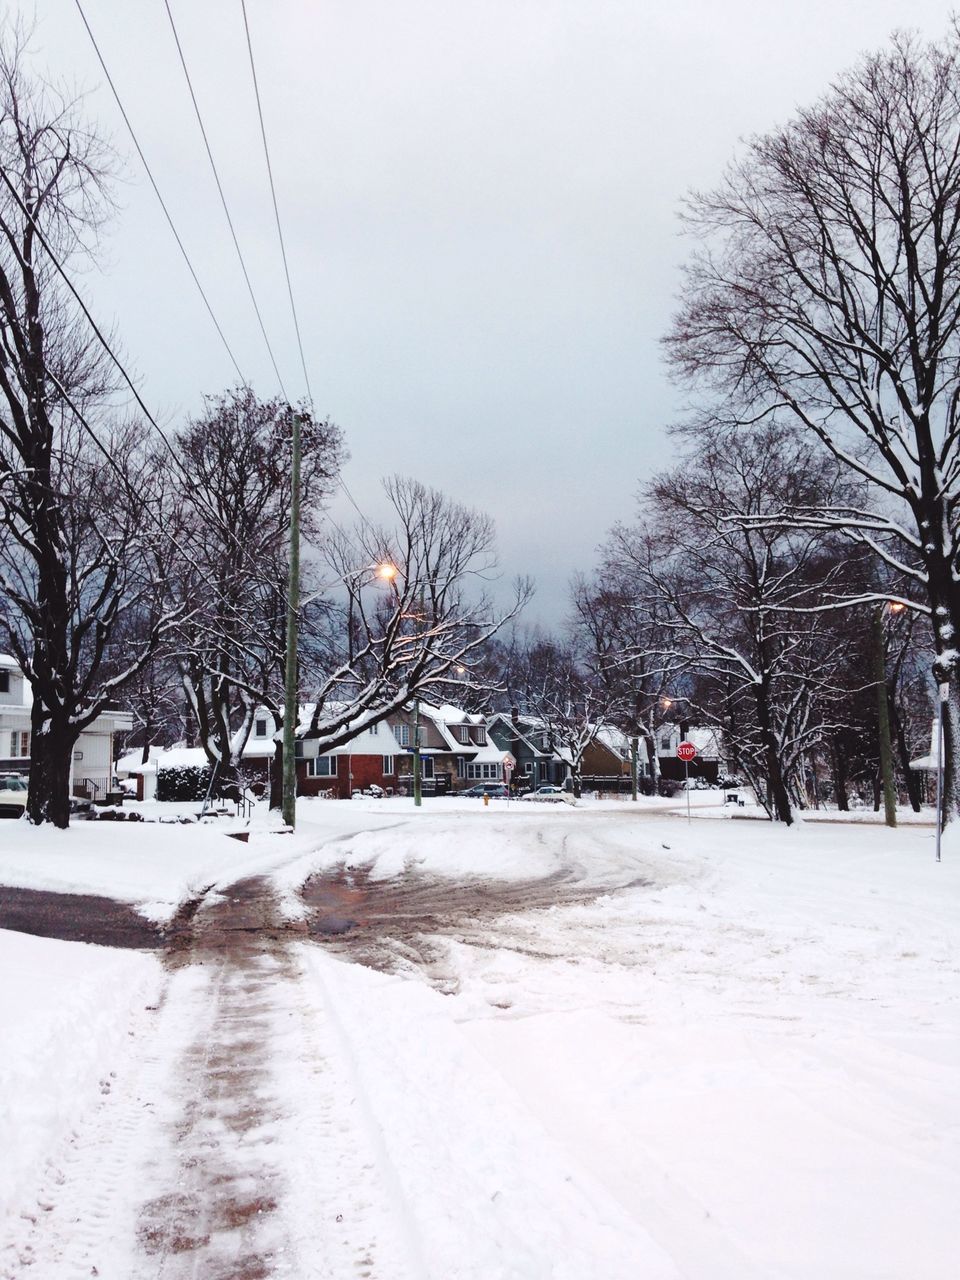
(677, 742), (697, 823)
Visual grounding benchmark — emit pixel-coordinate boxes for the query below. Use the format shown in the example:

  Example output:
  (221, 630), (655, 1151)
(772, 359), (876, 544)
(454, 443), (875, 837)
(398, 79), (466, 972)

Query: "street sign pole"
(676, 740), (697, 826)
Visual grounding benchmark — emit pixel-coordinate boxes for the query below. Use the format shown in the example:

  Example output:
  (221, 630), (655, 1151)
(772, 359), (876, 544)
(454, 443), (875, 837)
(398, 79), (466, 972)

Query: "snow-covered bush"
(156, 764), (210, 803)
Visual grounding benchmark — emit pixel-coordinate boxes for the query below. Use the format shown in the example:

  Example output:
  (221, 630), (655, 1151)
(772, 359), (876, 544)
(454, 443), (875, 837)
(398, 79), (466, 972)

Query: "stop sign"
(677, 741), (697, 763)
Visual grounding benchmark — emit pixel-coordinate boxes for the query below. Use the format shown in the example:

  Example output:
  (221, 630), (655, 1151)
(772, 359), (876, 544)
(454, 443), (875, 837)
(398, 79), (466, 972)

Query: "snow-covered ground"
(1, 801), (957, 1277)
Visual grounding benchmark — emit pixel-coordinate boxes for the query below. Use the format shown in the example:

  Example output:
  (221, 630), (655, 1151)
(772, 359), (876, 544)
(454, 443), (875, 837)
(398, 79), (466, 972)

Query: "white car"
(0, 774), (28, 818)
(520, 785), (569, 803)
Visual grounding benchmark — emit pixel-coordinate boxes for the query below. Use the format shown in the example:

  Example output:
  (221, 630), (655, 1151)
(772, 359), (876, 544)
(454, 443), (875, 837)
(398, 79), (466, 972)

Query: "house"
(387, 703), (493, 793)
(0, 653), (133, 800)
(298, 720), (405, 799)
(486, 711), (573, 789)
(581, 726), (651, 789)
(297, 702), (501, 798)
(656, 723), (723, 783)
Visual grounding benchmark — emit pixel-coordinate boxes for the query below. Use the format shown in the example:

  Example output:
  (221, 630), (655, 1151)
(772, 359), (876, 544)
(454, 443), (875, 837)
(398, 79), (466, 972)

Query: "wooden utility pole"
(282, 410), (302, 828)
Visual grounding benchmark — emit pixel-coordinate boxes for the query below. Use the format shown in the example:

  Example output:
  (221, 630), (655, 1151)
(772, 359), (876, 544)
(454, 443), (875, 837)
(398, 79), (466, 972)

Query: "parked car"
(0, 774), (28, 818)
(462, 783), (509, 798)
(520, 785), (565, 802)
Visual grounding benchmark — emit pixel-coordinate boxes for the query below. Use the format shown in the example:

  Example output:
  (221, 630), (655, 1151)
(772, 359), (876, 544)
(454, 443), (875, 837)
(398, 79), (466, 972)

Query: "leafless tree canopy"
(0, 24), (178, 825)
(664, 23), (960, 819)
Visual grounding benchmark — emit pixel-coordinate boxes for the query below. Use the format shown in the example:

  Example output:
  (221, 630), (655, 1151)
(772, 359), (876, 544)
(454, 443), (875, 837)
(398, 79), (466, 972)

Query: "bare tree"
(168, 388), (344, 798)
(665, 23), (960, 820)
(499, 632), (610, 797)
(0, 26), (179, 825)
(605, 428), (867, 822)
(571, 573), (678, 789)
(288, 476), (531, 806)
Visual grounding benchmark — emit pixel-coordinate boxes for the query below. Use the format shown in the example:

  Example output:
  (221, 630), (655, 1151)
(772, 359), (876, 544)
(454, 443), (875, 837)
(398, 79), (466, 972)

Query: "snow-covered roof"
(469, 743), (515, 764)
(429, 703), (485, 726)
(687, 727), (721, 758)
(327, 725), (403, 756)
(0, 653), (19, 670)
(116, 746), (209, 776)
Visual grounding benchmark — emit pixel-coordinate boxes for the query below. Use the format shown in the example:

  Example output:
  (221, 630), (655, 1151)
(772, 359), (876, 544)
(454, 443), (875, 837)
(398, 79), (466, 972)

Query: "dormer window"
(255, 717), (268, 738)
(476, 727), (486, 744)
(457, 726), (470, 743)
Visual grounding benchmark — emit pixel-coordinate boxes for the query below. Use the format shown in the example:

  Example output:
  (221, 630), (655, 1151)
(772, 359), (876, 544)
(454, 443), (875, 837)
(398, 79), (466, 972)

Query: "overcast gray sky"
(36, 0), (958, 626)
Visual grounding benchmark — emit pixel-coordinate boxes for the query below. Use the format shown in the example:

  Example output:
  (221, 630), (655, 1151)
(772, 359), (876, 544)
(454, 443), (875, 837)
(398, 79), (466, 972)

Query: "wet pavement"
(300, 862), (648, 985)
(0, 886), (165, 949)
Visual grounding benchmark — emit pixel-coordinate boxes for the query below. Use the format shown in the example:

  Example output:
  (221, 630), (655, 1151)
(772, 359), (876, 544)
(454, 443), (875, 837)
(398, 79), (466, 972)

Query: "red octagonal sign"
(677, 741), (697, 763)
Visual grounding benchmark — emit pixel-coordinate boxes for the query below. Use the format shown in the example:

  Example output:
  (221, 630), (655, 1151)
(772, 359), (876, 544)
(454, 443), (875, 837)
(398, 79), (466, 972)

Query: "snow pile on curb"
(0, 931), (161, 1220)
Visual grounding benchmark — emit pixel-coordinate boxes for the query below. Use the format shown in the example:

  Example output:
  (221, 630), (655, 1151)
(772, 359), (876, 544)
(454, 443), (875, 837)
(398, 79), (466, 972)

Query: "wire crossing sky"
(39, 0), (959, 626)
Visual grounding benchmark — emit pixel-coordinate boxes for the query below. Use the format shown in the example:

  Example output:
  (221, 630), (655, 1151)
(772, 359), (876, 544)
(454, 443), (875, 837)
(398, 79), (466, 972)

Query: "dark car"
(461, 783), (509, 798)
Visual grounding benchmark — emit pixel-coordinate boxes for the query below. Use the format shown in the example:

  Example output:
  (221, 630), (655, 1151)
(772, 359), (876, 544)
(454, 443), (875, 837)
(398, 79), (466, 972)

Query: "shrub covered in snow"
(156, 764), (210, 802)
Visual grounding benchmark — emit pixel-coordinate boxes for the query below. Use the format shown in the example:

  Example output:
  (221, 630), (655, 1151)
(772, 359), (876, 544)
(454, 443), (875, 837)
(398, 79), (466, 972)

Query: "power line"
(238, 2), (370, 528)
(71, 0), (246, 386)
(239, 0), (313, 404)
(0, 166), (264, 559)
(162, 0), (289, 400)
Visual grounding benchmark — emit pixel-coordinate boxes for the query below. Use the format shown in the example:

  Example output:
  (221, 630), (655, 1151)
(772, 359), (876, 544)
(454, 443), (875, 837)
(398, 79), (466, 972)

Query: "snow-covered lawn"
(1, 802), (957, 1277)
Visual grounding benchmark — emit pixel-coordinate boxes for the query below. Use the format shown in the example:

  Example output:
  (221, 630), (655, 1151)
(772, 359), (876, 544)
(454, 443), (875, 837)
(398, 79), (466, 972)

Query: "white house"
(0, 654), (134, 799)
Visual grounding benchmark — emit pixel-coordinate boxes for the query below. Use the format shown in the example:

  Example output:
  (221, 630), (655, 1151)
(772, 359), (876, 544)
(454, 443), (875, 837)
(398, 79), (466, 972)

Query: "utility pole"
(282, 409), (302, 829)
(873, 604), (897, 829)
(630, 735), (639, 802)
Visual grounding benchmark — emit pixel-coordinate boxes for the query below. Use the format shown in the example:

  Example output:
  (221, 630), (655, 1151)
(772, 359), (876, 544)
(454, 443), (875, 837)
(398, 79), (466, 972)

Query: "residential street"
(1, 802), (958, 1278)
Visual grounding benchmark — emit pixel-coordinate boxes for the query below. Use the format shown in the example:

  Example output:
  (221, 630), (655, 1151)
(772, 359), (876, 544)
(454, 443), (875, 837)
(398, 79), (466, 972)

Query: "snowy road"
(1, 802), (958, 1277)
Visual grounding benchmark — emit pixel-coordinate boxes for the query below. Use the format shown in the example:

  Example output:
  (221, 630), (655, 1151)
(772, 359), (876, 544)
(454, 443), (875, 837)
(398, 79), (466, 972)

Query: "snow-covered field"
(1, 800), (957, 1277)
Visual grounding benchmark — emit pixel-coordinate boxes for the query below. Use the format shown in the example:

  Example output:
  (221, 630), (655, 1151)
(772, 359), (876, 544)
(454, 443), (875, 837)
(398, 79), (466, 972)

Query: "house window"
(422, 757), (434, 779)
(476, 727), (487, 744)
(9, 730), (29, 757)
(0, 671), (8, 693)
(660, 733), (672, 751)
(255, 717), (268, 738)
(306, 755), (336, 777)
(370, 722), (379, 735)
(457, 757), (465, 778)
(382, 756), (394, 775)
(467, 762), (501, 781)
(457, 726), (470, 743)
(523, 761), (533, 775)
(396, 724), (411, 747)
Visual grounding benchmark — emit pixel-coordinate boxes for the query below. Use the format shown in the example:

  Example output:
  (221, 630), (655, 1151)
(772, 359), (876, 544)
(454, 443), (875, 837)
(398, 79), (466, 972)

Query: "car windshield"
(1, 777), (27, 791)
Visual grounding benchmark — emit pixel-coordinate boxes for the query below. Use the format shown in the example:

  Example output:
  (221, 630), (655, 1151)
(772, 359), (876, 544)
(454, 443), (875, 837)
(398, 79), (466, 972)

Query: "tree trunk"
(754, 681), (792, 824)
(269, 739), (284, 810)
(26, 709), (75, 829)
(888, 690), (922, 813)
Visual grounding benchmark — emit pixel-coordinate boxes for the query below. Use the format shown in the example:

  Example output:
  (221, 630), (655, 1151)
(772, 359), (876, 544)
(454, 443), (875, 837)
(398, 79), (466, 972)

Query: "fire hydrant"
(483, 793), (490, 807)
